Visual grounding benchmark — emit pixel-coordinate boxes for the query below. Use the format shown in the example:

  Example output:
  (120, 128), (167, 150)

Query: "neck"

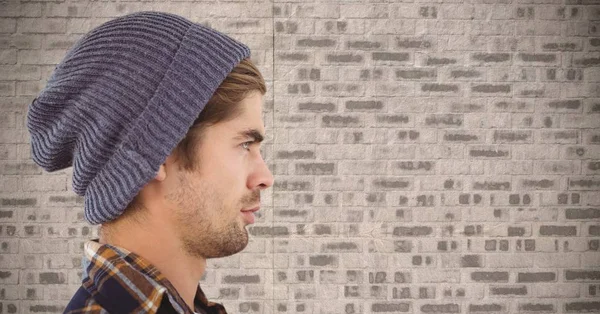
(99, 218), (206, 310)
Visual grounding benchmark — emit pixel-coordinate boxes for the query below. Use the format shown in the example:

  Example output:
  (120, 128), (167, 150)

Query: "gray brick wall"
(1, 1), (599, 313)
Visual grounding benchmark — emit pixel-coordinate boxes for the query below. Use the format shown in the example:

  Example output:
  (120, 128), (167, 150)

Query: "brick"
(372, 145), (415, 160)
(321, 241), (360, 253)
(573, 57), (600, 67)
(373, 82), (414, 96)
(1, 198), (37, 207)
(0, 65), (40, 80)
(583, 253), (600, 267)
(490, 285), (527, 296)
(439, 101), (486, 113)
(534, 253), (580, 269)
(320, 83), (363, 97)
(222, 274), (260, 284)
(22, 175), (66, 192)
(395, 37), (435, 49)
(345, 100), (383, 111)
(19, 18), (66, 34)
(544, 99), (582, 112)
(493, 130), (532, 143)
(347, 39), (386, 50)
(295, 163), (334, 175)
(38, 272), (66, 284)
(417, 270), (460, 283)
(276, 150), (315, 159)
(277, 52), (310, 62)
(0, 19), (16, 33)
(449, 69), (483, 79)
(309, 255), (337, 266)
(566, 208), (600, 220)
(469, 145), (510, 159)
(471, 52), (511, 63)
(342, 130), (388, 145)
(517, 272), (556, 282)
(339, 68), (387, 81)
(325, 53), (363, 64)
(535, 160), (579, 174)
(297, 38), (336, 48)
(461, 255), (482, 267)
(519, 303), (555, 312)
(564, 146), (600, 159)
(366, 19), (416, 35)
(392, 226), (433, 237)
(488, 254), (534, 268)
(443, 131), (482, 142)
(472, 180), (510, 191)
(472, 84), (511, 94)
(371, 302), (410, 312)
(586, 131), (600, 144)
(248, 226), (289, 237)
(340, 161), (387, 175)
(316, 145), (366, 160)
(317, 19), (365, 34)
(464, 113), (511, 129)
(421, 83), (460, 93)
(468, 303), (506, 312)
(519, 177), (558, 190)
(372, 178), (412, 190)
(321, 115), (362, 128)
(423, 114), (462, 127)
(565, 270), (600, 281)
(539, 130), (579, 144)
(536, 284), (581, 298)
(372, 52), (410, 62)
(420, 304), (459, 313)
(539, 225), (577, 236)
(390, 161), (435, 174)
(375, 115), (411, 126)
(565, 302), (600, 312)
(541, 38), (583, 52)
(518, 53), (557, 63)
(396, 68), (436, 80)
(416, 20), (465, 35)
(569, 177), (600, 190)
(562, 115), (600, 128)
(471, 272), (509, 282)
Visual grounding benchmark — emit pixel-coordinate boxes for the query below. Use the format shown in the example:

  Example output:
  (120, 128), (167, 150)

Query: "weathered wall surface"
(1, 0), (599, 313)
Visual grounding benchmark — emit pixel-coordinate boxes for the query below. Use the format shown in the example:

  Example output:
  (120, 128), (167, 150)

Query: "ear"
(155, 163), (167, 181)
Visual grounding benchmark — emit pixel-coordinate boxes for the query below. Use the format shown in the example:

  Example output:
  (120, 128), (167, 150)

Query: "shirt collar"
(82, 239), (225, 314)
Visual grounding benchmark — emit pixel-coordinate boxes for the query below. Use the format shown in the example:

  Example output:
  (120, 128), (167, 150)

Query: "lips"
(241, 206), (260, 213)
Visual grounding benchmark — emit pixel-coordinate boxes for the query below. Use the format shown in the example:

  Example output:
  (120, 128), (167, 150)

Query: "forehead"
(214, 91), (265, 134)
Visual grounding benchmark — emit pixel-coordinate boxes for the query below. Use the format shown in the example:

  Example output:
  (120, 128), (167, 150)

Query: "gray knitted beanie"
(26, 11), (251, 224)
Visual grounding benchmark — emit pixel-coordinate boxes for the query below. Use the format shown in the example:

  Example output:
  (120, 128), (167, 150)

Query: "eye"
(241, 141), (253, 151)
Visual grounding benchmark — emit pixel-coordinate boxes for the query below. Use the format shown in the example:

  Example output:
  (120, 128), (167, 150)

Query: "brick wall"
(1, 1), (599, 313)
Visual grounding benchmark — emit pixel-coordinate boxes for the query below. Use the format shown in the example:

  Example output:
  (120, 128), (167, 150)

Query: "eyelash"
(241, 141), (253, 151)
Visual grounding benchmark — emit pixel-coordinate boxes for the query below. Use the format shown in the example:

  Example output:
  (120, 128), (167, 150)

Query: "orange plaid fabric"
(65, 240), (227, 314)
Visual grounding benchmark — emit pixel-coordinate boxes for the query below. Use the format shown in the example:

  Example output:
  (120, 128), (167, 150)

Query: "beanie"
(26, 11), (251, 224)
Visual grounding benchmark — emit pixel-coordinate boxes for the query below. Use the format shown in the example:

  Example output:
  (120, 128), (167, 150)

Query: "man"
(26, 11), (273, 313)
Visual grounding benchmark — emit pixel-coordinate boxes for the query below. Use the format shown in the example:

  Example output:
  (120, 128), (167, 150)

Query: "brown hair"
(173, 58), (266, 171)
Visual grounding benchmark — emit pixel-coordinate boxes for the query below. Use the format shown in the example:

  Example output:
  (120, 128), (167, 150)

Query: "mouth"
(240, 206), (259, 224)
(241, 206), (260, 213)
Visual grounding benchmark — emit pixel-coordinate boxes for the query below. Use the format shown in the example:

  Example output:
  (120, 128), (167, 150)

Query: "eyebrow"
(236, 129), (265, 143)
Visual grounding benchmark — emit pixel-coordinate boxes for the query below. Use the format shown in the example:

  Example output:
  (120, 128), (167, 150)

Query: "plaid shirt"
(65, 240), (227, 314)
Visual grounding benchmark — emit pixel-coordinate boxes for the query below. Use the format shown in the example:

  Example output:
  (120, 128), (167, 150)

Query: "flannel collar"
(81, 240), (226, 314)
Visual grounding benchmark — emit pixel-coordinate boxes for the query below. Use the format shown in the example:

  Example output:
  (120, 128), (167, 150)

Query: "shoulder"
(64, 285), (177, 314)
(64, 286), (108, 314)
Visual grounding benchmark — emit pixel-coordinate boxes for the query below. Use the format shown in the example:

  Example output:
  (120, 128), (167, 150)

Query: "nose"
(248, 154), (274, 190)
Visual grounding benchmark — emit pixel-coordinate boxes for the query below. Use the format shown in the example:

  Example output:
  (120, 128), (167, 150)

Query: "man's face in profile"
(162, 91), (274, 259)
